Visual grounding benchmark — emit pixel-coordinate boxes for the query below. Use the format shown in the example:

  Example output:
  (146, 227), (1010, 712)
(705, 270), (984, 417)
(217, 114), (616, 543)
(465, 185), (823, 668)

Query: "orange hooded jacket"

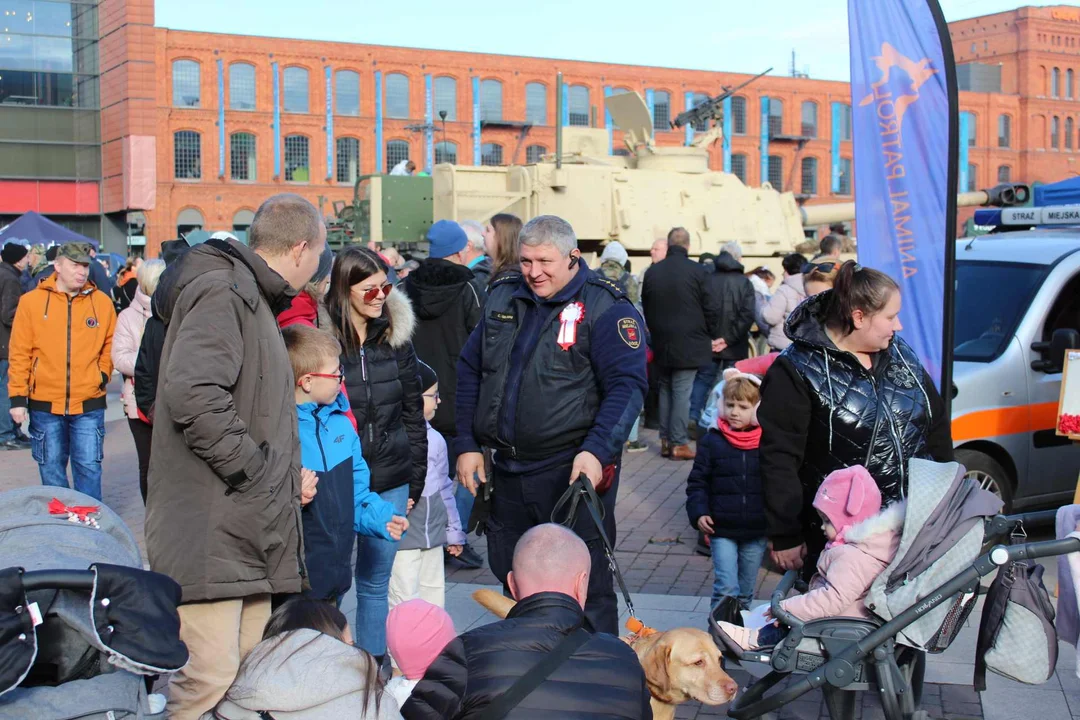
(9, 275), (117, 415)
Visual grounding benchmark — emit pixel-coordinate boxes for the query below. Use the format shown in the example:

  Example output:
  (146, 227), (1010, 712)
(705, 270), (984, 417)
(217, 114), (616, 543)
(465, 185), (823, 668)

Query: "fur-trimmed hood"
(842, 500), (906, 562)
(369, 287), (416, 349)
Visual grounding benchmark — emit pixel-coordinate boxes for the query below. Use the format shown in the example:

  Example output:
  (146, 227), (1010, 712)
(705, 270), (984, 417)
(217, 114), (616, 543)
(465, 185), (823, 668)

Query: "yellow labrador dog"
(472, 589), (738, 720)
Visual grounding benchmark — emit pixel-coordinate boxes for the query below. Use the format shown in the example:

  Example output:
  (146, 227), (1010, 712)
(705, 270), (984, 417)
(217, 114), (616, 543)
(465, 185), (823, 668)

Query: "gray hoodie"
(205, 630), (402, 720)
(761, 273), (806, 351)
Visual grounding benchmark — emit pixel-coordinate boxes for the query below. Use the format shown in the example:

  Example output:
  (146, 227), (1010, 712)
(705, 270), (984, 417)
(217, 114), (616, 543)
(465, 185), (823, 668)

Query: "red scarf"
(717, 418), (761, 450)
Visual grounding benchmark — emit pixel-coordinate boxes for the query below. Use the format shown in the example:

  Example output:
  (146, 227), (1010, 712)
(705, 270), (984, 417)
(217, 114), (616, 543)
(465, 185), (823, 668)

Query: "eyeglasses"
(362, 283), (394, 304)
(803, 262), (838, 275)
(423, 391), (441, 401)
(302, 366), (344, 384)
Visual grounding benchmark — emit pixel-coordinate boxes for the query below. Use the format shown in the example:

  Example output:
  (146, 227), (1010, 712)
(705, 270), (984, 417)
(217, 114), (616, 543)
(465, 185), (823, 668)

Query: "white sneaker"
(716, 621), (760, 650)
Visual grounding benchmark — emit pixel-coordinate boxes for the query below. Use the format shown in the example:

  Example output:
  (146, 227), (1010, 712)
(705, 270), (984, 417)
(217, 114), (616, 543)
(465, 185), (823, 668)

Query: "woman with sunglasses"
(758, 260), (953, 579)
(326, 246), (427, 668)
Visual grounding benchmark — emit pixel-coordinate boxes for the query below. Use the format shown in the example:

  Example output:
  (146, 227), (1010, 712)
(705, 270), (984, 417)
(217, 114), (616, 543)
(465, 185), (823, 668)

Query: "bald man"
(402, 524), (651, 720)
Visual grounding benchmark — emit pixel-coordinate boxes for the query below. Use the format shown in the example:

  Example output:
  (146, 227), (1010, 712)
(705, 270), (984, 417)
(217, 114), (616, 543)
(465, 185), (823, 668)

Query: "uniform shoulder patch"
(617, 317), (642, 349)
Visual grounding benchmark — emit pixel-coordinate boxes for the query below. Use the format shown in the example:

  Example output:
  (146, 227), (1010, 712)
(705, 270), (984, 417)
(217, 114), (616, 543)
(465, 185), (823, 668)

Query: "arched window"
(176, 208), (204, 238)
(336, 70), (360, 116)
(481, 142), (503, 166)
(1068, 118), (1075, 151)
(284, 134), (310, 182)
(229, 132), (256, 181)
(386, 140), (409, 171)
(690, 93), (710, 132)
(385, 73), (409, 119)
(336, 137), (360, 183)
(1069, 69), (1076, 100)
(526, 144), (547, 163)
(1052, 116), (1061, 149)
(525, 82), (546, 125)
(172, 60), (200, 108)
(801, 157), (818, 195)
(480, 79), (502, 122)
(653, 90), (670, 130)
(283, 67), (309, 113)
(1053, 67), (1061, 97)
(838, 158), (852, 195)
(173, 130), (201, 179)
(997, 165), (1011, 183)
(731, 96), (747, 135)
(434, 76), (456, 122)
(962, 112), (976, 147)
(434, 141), (457, 165)
(768, 99), (784, 137)
(966, 163), (977, 192)
(801, 101), (818, 137)
(568, 85), (589, 127)
(998, 114), (1011, 148)
(731, 153), (748, 184)
(767, 154), (783, 188)
(229, 63), (255, 111)
(232, 209), (255, 237)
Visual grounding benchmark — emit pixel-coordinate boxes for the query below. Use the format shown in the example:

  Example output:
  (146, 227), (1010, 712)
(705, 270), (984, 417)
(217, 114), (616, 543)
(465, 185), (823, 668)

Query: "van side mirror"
(1031, 328), (1080, 373)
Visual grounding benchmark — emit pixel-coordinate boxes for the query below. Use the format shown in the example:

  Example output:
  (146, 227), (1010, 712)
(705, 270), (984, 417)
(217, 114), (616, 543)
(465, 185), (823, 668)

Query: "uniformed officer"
(454, 215), (648, 634)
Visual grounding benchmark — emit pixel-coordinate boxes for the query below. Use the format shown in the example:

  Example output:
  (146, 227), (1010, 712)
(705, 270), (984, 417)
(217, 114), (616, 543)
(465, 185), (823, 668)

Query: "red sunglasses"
(362, 283), (393, 303)
(300, 366), (344, 385)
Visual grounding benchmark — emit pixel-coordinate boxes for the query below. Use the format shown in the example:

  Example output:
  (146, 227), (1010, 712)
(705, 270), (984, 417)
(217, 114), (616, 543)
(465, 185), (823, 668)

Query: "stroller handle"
(21, 569), (96, 592)
(770, 570), (803, 630)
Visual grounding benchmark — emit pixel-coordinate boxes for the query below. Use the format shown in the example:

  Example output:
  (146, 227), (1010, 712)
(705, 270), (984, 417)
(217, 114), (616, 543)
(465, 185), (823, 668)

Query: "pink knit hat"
(386, 600), (457, 680)
(812, 465), (882, 542)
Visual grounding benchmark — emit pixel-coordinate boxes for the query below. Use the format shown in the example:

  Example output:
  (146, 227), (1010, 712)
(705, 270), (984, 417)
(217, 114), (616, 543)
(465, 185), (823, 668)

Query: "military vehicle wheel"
(956, 449), (1014, 512)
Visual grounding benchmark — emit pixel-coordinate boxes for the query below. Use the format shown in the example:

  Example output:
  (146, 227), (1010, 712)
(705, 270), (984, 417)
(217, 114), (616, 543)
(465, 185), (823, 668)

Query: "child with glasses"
(283, 324), (409, 605)
(387, 361), (466, 611)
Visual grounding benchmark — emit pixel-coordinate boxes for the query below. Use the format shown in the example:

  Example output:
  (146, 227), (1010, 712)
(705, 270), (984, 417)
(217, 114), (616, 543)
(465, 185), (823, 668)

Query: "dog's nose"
(723, 678), (739, 698)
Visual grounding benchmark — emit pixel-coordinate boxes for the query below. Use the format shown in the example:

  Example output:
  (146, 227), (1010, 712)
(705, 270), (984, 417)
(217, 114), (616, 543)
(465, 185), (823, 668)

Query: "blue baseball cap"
(426, 220), (468, 259)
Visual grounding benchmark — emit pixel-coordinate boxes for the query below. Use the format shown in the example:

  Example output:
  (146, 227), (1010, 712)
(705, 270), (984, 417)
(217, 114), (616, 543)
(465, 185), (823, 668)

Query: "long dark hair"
(823, 260), (900, 336)
(326, 245), (390, 359)
(489, 213), (522, 282)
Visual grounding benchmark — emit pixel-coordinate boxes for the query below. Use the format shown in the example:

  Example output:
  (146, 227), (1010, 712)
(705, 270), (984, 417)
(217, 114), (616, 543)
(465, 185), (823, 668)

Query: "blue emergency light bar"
(973, 205), (1080, 228)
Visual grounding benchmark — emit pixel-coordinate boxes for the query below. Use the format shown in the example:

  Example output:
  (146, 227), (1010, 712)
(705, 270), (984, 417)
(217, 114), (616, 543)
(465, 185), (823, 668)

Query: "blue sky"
(155, 0), (1077, 82)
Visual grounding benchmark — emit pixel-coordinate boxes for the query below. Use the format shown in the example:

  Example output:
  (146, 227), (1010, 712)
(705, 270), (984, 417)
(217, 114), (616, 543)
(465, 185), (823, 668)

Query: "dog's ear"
(640, 634), (672, 694)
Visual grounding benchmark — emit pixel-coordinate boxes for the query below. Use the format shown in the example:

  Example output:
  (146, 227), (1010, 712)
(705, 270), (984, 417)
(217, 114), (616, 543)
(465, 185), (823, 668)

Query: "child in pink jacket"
(720, 465), (906, 649)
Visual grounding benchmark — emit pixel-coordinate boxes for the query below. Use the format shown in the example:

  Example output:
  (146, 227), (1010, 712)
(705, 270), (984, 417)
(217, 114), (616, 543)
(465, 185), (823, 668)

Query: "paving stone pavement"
(11, 403), (1080, 719)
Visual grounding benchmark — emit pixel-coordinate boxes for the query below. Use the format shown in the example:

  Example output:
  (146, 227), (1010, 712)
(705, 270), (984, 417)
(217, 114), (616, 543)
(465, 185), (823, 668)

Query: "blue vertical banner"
(374, 71), (383, 174)
(604, 86), (614, 155)
(684, 91), (695, 146)
(325, 66), (333, 181)
(645, 89), (655, 130)
(958, 111), (971, 192)
(831, 101), (843, 193)
(722, 96), (733, 172)
(848, 0), (959, 391)
(272, 62), (281, 178)
(472, 76), (481, 166)
(760, 97), (770, 186)
(424, 74), (434, 171)
(562, 82), (569, 127)
(217, 59), (225, 178)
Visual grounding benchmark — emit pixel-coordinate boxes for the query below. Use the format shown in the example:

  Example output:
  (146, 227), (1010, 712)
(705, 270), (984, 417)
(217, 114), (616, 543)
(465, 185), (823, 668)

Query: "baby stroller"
(711, 458), (1077, 720)
(0, 486), (188, 719)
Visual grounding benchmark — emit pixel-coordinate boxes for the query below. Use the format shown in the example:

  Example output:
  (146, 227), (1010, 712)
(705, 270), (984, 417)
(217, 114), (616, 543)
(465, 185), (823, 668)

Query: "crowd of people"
(0, 193), (956, 719)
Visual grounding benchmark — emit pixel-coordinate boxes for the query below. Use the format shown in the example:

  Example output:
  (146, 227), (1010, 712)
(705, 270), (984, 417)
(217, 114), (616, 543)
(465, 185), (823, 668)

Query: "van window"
(1043, 272), (1080, 341)
(954, 261), (1047, 362)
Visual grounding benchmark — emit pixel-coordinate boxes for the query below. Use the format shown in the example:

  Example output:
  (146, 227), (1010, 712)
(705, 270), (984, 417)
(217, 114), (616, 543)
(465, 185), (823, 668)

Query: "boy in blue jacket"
(284, 324), (409, 604)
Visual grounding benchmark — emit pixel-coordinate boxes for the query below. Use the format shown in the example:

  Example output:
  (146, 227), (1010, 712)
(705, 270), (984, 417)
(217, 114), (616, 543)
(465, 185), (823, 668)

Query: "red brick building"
(2, 1), (1078, 254)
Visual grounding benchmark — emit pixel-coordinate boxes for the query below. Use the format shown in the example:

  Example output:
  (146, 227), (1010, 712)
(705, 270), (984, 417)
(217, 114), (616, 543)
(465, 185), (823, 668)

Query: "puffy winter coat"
(761, 274), (806, 351)
(278, 290), (323, 329)
(708, 252), (756, 361)
(206, 629), (402, 720)
(398, 423), (465, 551)
(401, 592), (651, 720)
(339, 290), (427, 502)
(781, 502), (905, 621)
(685, 429), (765, 541)
(298, 393), (396, 601)
(112, 288), (152, 420)
(403, 259), (482, 438)
(641, 245), (721, 369)
(0, 261), (22, 360)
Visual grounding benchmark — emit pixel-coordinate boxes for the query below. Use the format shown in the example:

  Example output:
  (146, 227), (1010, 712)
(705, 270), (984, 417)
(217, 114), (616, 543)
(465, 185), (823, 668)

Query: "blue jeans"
(711, 536), (768, 610)
(691, 360), (737, 425)
(354, 483), (410, 656)
(29, 409), (106, 500)
(627, 415), (640, 443)
(454, 482), (474, 536)
(0, 360), (14, 442)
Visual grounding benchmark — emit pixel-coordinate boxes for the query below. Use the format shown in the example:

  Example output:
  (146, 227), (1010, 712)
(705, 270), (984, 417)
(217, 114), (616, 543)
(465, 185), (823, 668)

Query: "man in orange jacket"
(9, 242), (116, 500)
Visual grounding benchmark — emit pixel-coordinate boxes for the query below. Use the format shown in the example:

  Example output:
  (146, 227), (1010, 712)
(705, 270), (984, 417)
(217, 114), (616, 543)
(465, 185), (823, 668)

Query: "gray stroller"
(712, 458), (1075, 720)
(0, 486), (188, 719)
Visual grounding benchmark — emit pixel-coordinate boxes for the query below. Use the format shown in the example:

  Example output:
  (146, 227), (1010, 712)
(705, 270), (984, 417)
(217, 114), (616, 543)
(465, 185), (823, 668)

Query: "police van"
(957, 198), (1080, 510)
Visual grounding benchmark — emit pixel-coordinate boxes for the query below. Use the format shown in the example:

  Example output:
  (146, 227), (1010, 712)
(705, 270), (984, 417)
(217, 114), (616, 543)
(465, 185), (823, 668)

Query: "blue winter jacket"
(298, 394), (396, 601)
(685, 429), (766, 541)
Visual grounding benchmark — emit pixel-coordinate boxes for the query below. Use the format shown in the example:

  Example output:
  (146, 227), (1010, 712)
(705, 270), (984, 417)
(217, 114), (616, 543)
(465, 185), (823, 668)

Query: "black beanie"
(417, 360), (438, 390)
(1, 243), (29, 265)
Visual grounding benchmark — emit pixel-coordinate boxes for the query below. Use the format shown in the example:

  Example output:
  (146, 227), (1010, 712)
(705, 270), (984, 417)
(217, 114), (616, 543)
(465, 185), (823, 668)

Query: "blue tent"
(1033, 176), (1080, 207)
(0, 211), (98, 249)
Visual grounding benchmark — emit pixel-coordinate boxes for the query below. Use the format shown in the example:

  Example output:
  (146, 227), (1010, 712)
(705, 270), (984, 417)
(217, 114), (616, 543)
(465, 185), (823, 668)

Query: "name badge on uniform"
(557, 302), (585, 351)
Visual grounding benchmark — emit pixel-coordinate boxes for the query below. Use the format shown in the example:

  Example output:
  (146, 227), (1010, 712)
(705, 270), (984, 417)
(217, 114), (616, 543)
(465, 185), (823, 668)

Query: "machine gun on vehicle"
(670, 67), (772, 131)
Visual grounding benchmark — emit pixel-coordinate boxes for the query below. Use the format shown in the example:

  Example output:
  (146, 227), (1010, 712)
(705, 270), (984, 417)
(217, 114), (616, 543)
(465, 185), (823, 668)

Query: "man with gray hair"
(454, 215), (647, 634)
(459, 219), (492, 289)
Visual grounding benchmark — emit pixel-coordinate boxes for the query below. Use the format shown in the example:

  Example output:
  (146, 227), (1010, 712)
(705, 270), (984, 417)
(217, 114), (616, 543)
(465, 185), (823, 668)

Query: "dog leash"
(552, 473), (640, 626)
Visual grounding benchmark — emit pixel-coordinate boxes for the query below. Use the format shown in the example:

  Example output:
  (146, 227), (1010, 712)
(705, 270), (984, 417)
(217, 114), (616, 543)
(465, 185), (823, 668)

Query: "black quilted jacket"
(401, 592), (652, 720)
(758, 291), (953, 552)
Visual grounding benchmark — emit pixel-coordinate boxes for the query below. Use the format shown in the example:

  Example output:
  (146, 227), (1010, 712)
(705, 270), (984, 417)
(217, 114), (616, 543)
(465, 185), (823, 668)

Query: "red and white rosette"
(556, 302), (585, 350)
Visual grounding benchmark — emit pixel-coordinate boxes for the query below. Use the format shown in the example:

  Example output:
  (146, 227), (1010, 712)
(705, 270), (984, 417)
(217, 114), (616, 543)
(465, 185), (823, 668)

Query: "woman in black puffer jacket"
(327, 246), (426, 662)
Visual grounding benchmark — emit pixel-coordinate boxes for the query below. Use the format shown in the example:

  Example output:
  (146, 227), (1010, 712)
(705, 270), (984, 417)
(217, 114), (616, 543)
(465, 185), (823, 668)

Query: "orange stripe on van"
(952, 402), (1060, 442)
